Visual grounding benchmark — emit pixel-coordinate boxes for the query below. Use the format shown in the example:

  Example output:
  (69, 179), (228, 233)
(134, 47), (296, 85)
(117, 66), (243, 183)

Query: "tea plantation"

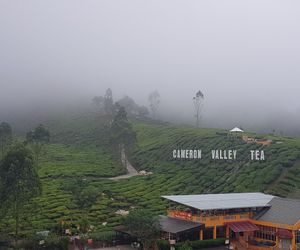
(1, 118), (300, 237)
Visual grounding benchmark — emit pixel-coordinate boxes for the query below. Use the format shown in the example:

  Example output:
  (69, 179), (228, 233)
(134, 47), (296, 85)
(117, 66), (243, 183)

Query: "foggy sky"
(1, 1), (300, 132)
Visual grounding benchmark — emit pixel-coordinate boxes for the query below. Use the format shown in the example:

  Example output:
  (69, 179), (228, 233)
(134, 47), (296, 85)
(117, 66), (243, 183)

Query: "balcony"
(168, 210), (251, 227)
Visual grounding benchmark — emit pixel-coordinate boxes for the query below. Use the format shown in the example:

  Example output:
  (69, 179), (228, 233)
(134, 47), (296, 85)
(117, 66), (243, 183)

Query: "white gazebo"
(229, 127), (244, 138)
(229, 127), (244, 133)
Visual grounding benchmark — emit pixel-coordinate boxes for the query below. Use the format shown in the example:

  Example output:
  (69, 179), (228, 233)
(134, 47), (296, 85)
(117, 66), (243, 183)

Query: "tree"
(26, 124), (50, 168)
(91, 96), (104, 110)
(117, 96), (150, 117)
(61, 178), (99, 234)
(178, 241), (192, 250)
(0, 144), (41, 237)
(117, 96), (136, 114)
(0, 122), (12, 157)
(123, 209), (160, 250)
(61, 178), (99, 212)
(137, 105), (149, 117)
(193, 90), (204, 127)
(148, 91), (160, 118)
(104, 88), (114, 116)
(110, 104), (137, 155)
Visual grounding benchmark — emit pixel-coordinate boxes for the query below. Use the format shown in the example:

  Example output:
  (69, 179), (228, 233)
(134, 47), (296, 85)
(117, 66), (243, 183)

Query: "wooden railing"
(167, 210), (251, 227)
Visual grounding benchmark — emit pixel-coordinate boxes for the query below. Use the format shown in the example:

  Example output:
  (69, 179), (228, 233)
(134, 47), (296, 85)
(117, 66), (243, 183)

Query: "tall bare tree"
(193, 90), (204, 127)
(104, 88), (114, 116)
(148, 91), (160, 119)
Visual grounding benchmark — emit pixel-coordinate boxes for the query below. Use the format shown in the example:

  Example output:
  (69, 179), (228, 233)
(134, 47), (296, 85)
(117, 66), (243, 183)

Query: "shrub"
(157, 239), (225, 250)
(16, 235), (69, 250)
(89, 231), (116, 242)
(44, 235), (69, 250)
(178, 241), (192, 250)
(157, 240), (169, 250)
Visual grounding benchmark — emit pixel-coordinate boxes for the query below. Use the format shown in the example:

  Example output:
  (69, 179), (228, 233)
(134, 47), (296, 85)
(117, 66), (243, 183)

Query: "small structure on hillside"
(138, 170), (153, 176)
(242, 135), (273, 147)
(230, 127), (244, 133)
(229, 127), (273, 147)
(229, 127), (244, 139)
(115, 209), (130, 216)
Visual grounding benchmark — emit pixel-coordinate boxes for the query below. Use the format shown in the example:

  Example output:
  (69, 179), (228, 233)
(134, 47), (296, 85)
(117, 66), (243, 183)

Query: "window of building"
(217, 226), (226, 238)
(203, 227), (214, 240)
(254, 225), (276, 242)
(296, 230), (300, 244)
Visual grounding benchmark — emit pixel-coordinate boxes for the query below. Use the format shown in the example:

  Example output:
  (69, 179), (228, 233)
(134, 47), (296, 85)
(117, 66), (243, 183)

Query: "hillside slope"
(132, 122), (300, 197)
(1, 117), (299, 236)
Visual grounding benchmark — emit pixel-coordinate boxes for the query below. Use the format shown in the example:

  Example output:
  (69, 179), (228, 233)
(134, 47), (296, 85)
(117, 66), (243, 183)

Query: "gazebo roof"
(230, 127), (244, 133)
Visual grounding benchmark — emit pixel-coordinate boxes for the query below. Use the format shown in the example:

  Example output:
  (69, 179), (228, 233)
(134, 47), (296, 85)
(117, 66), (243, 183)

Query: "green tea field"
(1, 117), (300, 238)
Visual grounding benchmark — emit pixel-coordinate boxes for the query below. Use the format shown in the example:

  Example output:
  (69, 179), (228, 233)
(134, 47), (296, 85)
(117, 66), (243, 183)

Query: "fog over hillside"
(0, 1), (300, 136)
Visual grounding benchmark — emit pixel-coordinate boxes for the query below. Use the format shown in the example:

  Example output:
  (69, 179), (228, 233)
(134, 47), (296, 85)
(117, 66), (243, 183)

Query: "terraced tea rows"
(1, 120), (299, 237)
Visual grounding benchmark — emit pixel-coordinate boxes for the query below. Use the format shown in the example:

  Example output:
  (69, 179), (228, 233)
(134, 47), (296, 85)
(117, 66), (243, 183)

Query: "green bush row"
(157, 238), (225, 250)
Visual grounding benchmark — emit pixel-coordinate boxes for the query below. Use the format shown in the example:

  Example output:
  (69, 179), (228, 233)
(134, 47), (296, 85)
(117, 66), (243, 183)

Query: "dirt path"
(108, 150), (139, 180)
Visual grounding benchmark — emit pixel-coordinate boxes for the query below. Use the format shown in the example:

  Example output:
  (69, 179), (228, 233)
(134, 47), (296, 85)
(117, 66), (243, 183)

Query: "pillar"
(226, 226), (230, 239)
(292, 230), (296, 250)
(200, 229), (203, 240)
(275, 229), (279, 248)
(213, 226), (217, 239)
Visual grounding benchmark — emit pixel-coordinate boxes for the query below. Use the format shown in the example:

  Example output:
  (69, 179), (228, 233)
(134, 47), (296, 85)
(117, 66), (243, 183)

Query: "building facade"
(162, 193), (300, 250)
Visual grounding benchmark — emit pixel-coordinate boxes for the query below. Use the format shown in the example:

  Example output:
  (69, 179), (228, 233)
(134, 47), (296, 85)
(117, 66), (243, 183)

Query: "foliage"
(193, 90), (204, 127)
(178, 241), (192, 250)
(89, 231), (116, 242)
(61, 178), (99, 212)
(92, 96), (105, 110)
(0, 121), (13, 157)
(1, 116), (299, 237)
(39, 144), (125, 178)
(0, 143), (41, 236)
(110, 104), (137, 154)
(16, 234), (69, 250)
(26, 124), (50, 144)
(178, 238), (225, 249)
(26, 124), (50, 168)
(104, 88), (114, 116)
(157, 239), (225, 250)
(117, 95), (149, 117)
(148, 91), (160, 118)
(78, 216), (91, 234)
(123, 209), (160, 249)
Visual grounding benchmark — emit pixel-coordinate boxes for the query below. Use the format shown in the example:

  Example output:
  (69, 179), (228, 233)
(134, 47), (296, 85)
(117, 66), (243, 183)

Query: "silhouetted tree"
(0, 144), (41, 237)
(61, 178), (99, 212)
(123, 209), (160, 250)
(117, 95), (149, 117)
(117, 96), (136, 113)
(91, 96), (105, 110)
(26, 124), (50, 168)
(110, 104), (136, 154)
(104, 88), (114, 116)
(0, 122), (12, 157)
(137, 105), (149, 117)
(61, 178), (99, 233)
(193, 90), (204, 127)
(148, 91), (160, 118)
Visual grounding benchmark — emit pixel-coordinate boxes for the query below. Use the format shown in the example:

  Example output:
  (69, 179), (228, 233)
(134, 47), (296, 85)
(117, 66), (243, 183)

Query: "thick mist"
(0, 0), (300, 136)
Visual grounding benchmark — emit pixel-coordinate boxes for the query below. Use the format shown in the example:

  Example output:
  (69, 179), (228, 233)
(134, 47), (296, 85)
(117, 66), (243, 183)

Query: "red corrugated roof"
(276, 229), (293, 239)
(225, 221), (259, 233)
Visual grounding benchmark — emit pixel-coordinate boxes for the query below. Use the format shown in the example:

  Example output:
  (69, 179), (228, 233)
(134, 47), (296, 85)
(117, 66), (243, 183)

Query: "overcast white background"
(0, 1), (299, 133)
